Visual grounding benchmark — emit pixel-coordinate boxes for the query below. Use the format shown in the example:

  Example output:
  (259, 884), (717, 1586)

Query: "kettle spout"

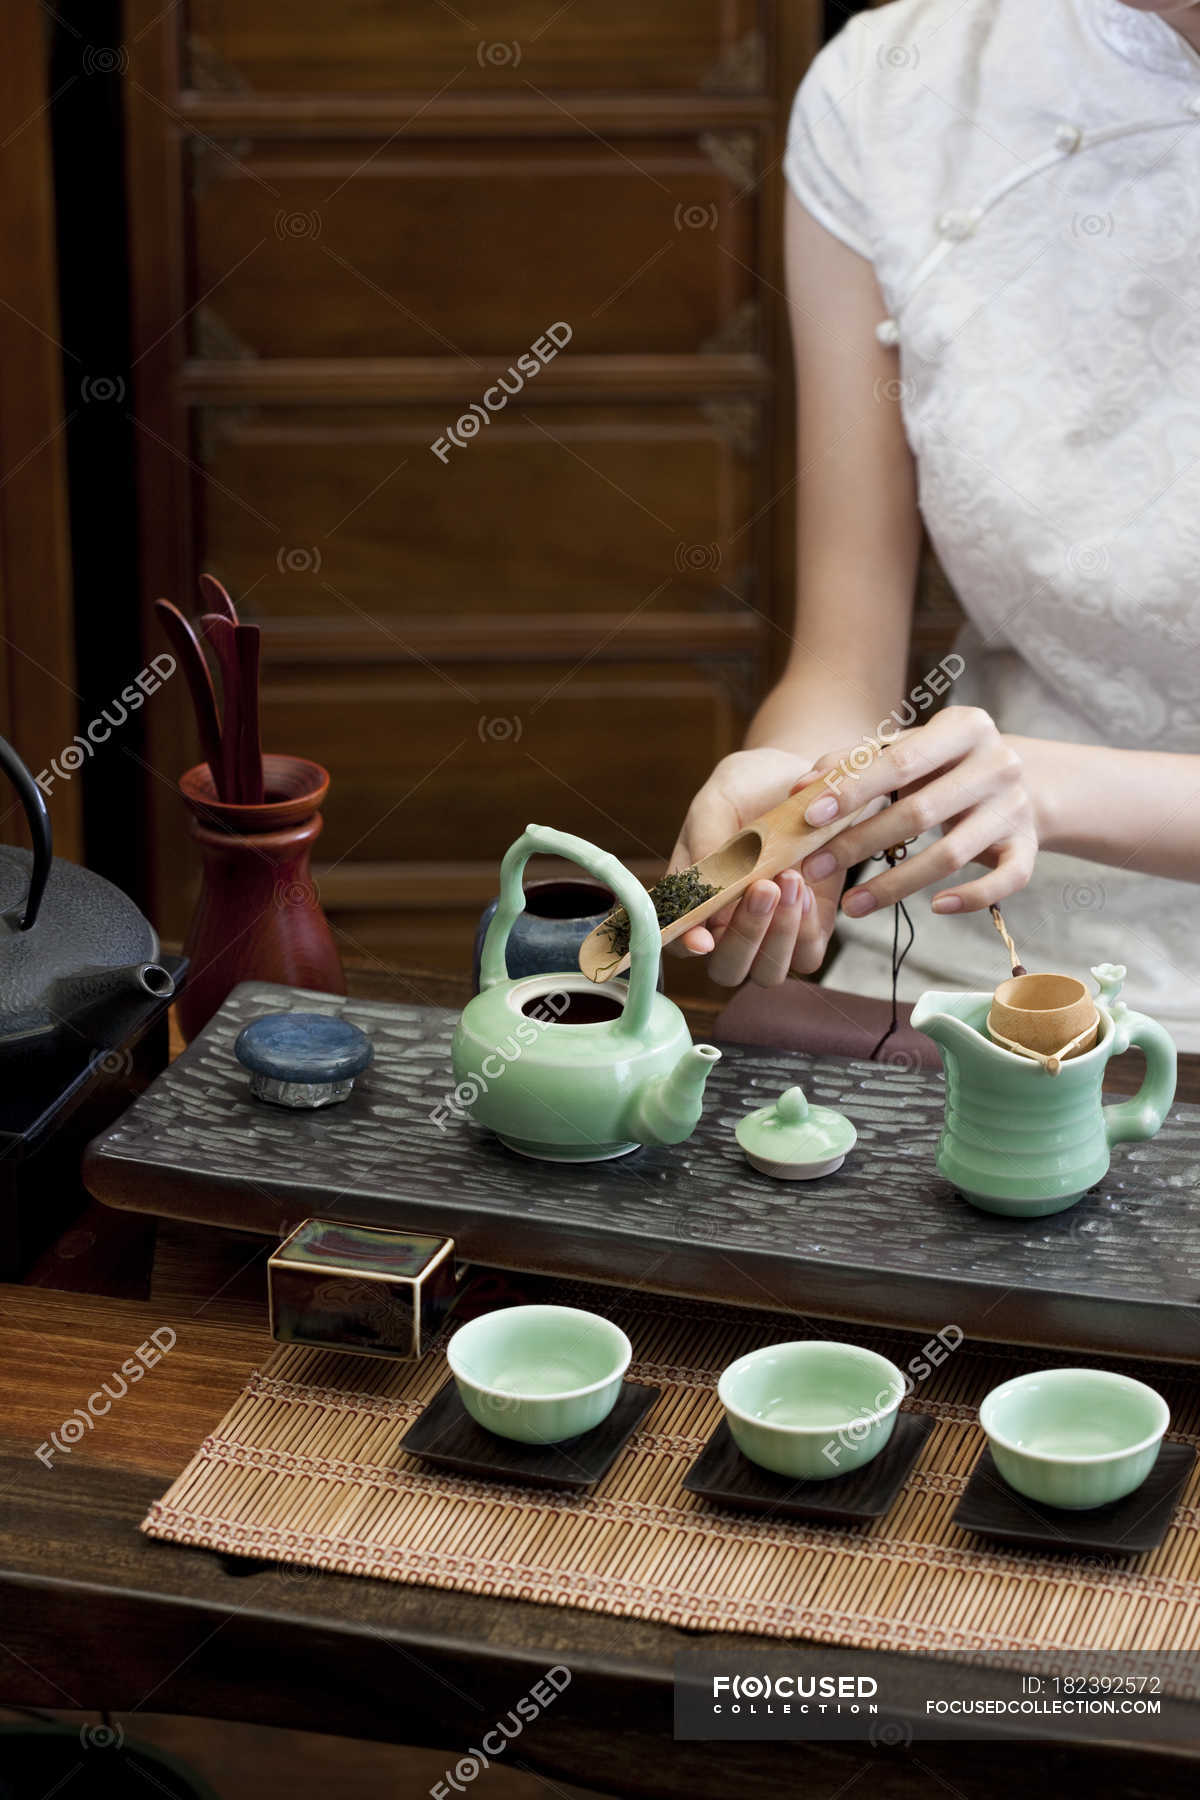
(630, 1043), (721, 1147)
(50, 961), (176, 1039)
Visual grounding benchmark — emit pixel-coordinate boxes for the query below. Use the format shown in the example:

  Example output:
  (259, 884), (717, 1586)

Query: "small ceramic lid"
(234, 1011), (373, 1084)
(735, 1086), (856, 1178)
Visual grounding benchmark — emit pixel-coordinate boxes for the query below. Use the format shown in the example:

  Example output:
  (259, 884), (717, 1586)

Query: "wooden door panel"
(194, 401), (759, 618)
(186, 0), (765, 95)
(259, 661), (746, 865)
(0, 1), (80, 856)
(189, 136), (757, 358)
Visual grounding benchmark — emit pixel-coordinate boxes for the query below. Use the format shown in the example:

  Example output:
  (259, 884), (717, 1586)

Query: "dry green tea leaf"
(602, 867), (721, 961)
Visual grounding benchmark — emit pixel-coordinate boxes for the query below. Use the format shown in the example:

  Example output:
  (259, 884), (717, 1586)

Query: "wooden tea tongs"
(578, 777), (874, 983)
(154, 575), (264, 805)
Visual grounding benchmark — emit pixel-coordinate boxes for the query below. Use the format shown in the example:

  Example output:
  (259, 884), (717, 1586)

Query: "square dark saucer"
(400, 1378), (661, 1490)
(682, 1410), (934, 1524)
(953, 1443), (1197, 1556)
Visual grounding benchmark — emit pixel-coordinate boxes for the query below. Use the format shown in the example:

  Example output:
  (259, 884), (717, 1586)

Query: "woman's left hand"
(797, 705), (1040, 919)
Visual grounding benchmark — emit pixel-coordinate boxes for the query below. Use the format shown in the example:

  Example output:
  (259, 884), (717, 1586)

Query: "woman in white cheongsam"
(671, 0), (1200, 1047)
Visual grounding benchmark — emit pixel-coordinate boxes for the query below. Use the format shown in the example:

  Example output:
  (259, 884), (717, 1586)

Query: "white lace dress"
(785, 0), (1200, 1046)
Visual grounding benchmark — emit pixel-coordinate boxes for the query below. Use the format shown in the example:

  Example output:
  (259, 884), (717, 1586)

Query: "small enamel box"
(267, 1218), (457, 1359)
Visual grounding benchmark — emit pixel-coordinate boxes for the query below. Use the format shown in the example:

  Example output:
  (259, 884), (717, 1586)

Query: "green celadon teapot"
(451, 824), (721, 1161)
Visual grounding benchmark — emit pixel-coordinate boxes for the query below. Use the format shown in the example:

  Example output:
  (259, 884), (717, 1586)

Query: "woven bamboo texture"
(144, 1282), (1200, 1671)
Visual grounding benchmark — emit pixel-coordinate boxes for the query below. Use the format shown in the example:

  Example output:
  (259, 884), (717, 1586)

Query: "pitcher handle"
(479, 823), (658, 1038)
(1103, 1009), (1177, 1146)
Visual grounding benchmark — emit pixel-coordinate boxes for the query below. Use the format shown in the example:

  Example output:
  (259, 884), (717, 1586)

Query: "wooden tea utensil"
(153, 597), (226, 797)
(578, 777), (874, 983)
(199, 611), (242, 803)
(989, 904), (1027, 977)
(198, 571), (238, 625)
(985, 1018), (1098, 1077)
(988, 971), (1100, 1076)
(985, 909), (1098, 1074)
(234, 622), (264, 806)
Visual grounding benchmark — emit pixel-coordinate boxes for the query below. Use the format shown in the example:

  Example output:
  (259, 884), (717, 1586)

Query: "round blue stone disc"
(234, 1011), (373, 1084)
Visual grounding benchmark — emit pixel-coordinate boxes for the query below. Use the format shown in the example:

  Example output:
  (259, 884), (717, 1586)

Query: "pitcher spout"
(630, 1043), (722, 1146)
(910, 989), (995, 1057)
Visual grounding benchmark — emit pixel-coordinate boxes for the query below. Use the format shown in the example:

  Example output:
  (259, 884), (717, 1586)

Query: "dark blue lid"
(234, 1011), (373, 1083)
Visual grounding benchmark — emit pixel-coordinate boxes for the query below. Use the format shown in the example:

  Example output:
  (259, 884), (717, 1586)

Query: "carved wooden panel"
(259, 658), (745, 864)
(126, 0), (823, 988)
(185, 1), (766, 95)
(188, 135), (757, 358)
(0, 0), (81, 856)
(193, 401), (761, 618)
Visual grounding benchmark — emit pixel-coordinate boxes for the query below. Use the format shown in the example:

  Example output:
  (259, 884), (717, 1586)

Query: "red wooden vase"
(177, 753), (346, 1042)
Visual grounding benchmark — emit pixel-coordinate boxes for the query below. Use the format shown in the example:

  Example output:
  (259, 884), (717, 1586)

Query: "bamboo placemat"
(143, 1281), (1200, 1675)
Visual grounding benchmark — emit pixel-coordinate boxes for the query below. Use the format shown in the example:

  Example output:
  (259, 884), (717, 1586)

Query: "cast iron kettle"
(0, 735), (174, 1048)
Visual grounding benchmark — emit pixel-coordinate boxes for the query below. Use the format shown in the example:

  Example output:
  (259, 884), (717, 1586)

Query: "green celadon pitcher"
(451, 824), (721, 1161)
(911, 964), (1177, 1218)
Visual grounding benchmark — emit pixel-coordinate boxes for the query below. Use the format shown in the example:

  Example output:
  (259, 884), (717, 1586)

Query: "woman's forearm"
(744, 670), (895, 764)
(1012, 735), (1200, 882)
(745, 196), (922, 772)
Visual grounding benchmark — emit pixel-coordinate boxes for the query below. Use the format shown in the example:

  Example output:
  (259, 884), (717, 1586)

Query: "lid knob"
(734, 1085), (856, 1181)
(774, 1086), (810, 1125)
(235, 1010), (373, 1109)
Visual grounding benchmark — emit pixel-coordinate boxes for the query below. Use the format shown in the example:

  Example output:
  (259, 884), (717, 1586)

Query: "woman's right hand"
(666, 748), (847, 986)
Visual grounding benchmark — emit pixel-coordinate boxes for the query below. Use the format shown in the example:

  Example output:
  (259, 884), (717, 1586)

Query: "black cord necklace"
(869, 793), (916, 1060)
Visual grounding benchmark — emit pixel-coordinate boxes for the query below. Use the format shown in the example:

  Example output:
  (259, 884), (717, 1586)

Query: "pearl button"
(1054, 122), (1082, 152)
(937, 207), (981, 241)
(875, 318), (900, 347)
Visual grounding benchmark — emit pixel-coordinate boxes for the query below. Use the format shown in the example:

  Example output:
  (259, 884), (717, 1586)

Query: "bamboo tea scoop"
(578, 778), (874, 983)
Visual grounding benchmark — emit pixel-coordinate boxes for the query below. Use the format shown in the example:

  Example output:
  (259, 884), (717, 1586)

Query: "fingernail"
(932, 894), (964, 914)
(777, 870), (800, 907)
(800, 882), (813, 917)
(805, 795), (839, 826)
(842, 889), (877, 918)
(803, 850), (837, 881)
(748, 883), (777, 917)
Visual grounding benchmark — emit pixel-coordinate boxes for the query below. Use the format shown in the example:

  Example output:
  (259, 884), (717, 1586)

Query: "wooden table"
(2, 967), (1197, 1796)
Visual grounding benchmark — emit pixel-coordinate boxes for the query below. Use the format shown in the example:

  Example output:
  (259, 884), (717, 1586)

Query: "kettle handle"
(480, 824), (659, 1037)
(1103, 1008), (1177, 1146)
(0, 735), (51, 930)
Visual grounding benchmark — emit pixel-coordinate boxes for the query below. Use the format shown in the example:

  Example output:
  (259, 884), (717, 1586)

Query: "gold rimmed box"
(267, 1219), (458, 1359)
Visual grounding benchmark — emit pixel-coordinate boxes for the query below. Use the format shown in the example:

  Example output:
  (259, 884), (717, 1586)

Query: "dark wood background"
(7, 0), (959, 983)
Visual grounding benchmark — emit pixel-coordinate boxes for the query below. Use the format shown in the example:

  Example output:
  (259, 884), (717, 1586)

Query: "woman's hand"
(798, 706), (1039, 918)
(667, 748), (847, 986)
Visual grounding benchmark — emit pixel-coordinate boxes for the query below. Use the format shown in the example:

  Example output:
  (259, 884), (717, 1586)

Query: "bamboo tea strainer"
(986, 907), (1099, 1075)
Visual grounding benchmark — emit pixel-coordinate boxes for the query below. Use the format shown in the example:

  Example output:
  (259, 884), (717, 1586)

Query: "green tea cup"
(447, 1303), (632, 1444)
(979, 1367), (1169, 1510)
(718, 1340), (906, 1480)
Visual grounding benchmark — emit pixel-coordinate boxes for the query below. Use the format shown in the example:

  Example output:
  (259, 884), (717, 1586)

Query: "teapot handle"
(0, 734), (51, 930)
(480, 824), (659, 1037)
(1103, 1008), (1177, 1146)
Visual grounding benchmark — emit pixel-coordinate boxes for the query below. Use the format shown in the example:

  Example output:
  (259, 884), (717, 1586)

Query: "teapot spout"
(630, 1043), (721, 1146)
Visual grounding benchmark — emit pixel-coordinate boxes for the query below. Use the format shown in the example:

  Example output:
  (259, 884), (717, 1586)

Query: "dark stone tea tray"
(83, 982), (1200, 1362)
